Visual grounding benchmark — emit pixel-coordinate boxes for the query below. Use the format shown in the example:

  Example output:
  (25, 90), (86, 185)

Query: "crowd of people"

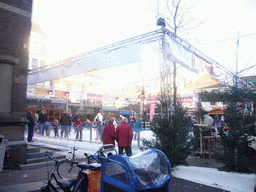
(25, 110), (143, 155)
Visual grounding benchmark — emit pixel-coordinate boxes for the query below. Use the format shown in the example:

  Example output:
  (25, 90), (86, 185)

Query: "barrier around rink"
(35, 123), (153, 148)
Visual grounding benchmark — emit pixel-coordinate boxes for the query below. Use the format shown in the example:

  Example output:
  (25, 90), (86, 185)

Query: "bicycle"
(57, 145), (84, 180)
(85, 144), (117, 164)
(41, 151), (99, 192)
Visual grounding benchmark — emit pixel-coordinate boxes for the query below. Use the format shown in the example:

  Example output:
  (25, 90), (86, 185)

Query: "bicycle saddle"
(57, 179), (77, 190)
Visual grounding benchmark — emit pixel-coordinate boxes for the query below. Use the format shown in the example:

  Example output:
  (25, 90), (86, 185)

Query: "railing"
(32, 123), (154, 148)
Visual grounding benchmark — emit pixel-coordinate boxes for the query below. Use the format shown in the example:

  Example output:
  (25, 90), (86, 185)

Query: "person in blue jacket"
(134, 117), (142, 140)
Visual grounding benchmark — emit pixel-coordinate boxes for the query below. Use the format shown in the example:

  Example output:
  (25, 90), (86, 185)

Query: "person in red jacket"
(102, 118), (117, 148)
(116, 117), (134, 156)
(74, 118), (83, 140)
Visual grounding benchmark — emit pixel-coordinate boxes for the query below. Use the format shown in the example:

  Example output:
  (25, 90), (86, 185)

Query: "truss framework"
(28, 27), (235, 98)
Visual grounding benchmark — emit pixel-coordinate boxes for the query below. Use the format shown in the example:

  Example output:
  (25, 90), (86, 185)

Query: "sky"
(31, 0), (256, 93)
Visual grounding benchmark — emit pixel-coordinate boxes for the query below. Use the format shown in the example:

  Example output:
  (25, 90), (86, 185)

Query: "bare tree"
(158, 0), (200, 110)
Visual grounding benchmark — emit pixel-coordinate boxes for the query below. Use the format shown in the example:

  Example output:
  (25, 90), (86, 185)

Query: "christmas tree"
(141, 102), (193, 167)
(213, 87), (256, 173)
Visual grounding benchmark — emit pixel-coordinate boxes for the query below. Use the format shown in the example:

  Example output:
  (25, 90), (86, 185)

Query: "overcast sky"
(31, 0), (256, 91)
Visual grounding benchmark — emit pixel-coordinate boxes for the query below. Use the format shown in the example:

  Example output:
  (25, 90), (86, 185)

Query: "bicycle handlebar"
(45, 151), (58, 163)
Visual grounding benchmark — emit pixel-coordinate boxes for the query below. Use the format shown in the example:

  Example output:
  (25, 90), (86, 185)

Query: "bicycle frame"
(42, 151), (87, 192)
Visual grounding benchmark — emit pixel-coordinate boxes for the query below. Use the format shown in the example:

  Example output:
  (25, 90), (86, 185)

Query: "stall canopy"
(208, 108), (224, 115)
(119, 110), (133, 116)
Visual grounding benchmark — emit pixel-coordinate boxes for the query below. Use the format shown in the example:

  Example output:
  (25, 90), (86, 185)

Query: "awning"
(102, 106), (119, 112)
(208, 108), (224, 115)
(119, 110), (132, 116)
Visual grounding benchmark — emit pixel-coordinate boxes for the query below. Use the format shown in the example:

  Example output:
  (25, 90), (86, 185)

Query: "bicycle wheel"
(57, 159), (80, 180)
(74, 178), (88, 192)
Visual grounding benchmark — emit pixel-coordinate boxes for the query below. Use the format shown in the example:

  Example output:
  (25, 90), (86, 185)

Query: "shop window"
(55, 110), (60, 116)
(49, 104), (55, 108)
(43, 104), (48, 108)
(26, 104), (32, 108)
(33, 104), (40, 109)
(49, 110), (54, 116)
(61, 105), (65, 109)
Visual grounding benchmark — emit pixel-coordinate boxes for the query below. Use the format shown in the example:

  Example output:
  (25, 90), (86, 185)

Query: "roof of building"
(239, 75), (256, 88)
(182, 74), (225, 91)
(208, 107), (224, 115)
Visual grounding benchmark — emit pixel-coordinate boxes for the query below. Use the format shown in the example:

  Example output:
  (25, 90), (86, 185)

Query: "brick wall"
(0, 0), (33, 165)
(0, 0), (32, 114)
(0, 126), (25, 141)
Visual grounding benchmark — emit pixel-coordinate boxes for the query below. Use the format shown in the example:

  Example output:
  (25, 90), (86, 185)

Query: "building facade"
(0, 0), (33, 165)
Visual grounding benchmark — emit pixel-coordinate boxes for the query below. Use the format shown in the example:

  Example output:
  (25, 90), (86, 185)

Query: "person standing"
(34, 113), (39, 133)
(86, 118), (91, 127)
(60, 111), (71, 138)
(52, 118), (59, 137)
(74, 117), (83, 140)
(96, 117), (103, 142)
(94, 110), (103, 141)
(73, 113), (79, 122)
(102, 118), (117, 148)
(26, 112), (35, 142)
(203, 112), (214, 127)
(38, 110), (48, 136)
(134, 117), (142, 140)
(116, 118), (134, 156)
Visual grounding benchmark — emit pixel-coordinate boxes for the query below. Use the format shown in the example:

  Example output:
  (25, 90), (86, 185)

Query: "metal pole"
(90, 127), (92, 143)
(138, 131), (141, 148)
(235, 32), (239, 87)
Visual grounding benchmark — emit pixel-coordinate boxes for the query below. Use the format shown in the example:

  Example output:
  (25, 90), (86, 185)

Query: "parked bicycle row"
(41, 144), (171, 192)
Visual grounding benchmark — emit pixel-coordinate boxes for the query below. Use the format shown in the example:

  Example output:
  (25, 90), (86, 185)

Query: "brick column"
(0, 0), (33, 165)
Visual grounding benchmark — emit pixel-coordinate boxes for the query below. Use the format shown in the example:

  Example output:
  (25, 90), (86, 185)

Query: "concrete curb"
(172, 165), (256, 192)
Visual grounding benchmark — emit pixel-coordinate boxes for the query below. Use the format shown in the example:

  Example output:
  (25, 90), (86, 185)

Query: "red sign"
(150, 104), (155, 121)
(146, 100), (160, 105)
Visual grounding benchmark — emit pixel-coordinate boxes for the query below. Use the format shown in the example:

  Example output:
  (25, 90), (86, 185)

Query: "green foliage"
(213, 87), (256, 173)
(190, 126), (212, 151)
(141, 102), (193, 167)
(199, 90), (226, 103)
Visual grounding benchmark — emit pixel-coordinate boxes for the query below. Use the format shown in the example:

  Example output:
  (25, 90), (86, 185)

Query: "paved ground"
(0, 132), (226, 192)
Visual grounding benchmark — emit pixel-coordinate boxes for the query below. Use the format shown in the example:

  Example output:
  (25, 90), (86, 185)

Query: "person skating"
(60, 111), (71, 138)
(74, 118), (83, 141)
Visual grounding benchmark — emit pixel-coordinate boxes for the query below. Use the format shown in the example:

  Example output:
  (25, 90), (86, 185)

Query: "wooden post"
(200, 127), (202, 156)
(194, 124), (206, 157)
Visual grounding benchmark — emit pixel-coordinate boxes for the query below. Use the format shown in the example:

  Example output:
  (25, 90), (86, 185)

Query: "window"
(43, 104), (48, 108)
(40, 60), (46, 67)
(210, 101), (215, 105)
(33, 104), (40, 109)
(32, 58), (38, 69)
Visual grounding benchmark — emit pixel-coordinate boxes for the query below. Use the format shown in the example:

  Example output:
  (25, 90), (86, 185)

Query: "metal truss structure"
(28, 27), (235, 96)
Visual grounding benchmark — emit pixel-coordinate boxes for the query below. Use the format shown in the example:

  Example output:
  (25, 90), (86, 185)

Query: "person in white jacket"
(94, 111), (103, 141)
(203, 113), (214, 127)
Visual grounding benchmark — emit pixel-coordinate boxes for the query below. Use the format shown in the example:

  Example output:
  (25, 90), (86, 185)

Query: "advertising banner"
(150, 104), (156, 121)
(165, 34), (199, 74)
